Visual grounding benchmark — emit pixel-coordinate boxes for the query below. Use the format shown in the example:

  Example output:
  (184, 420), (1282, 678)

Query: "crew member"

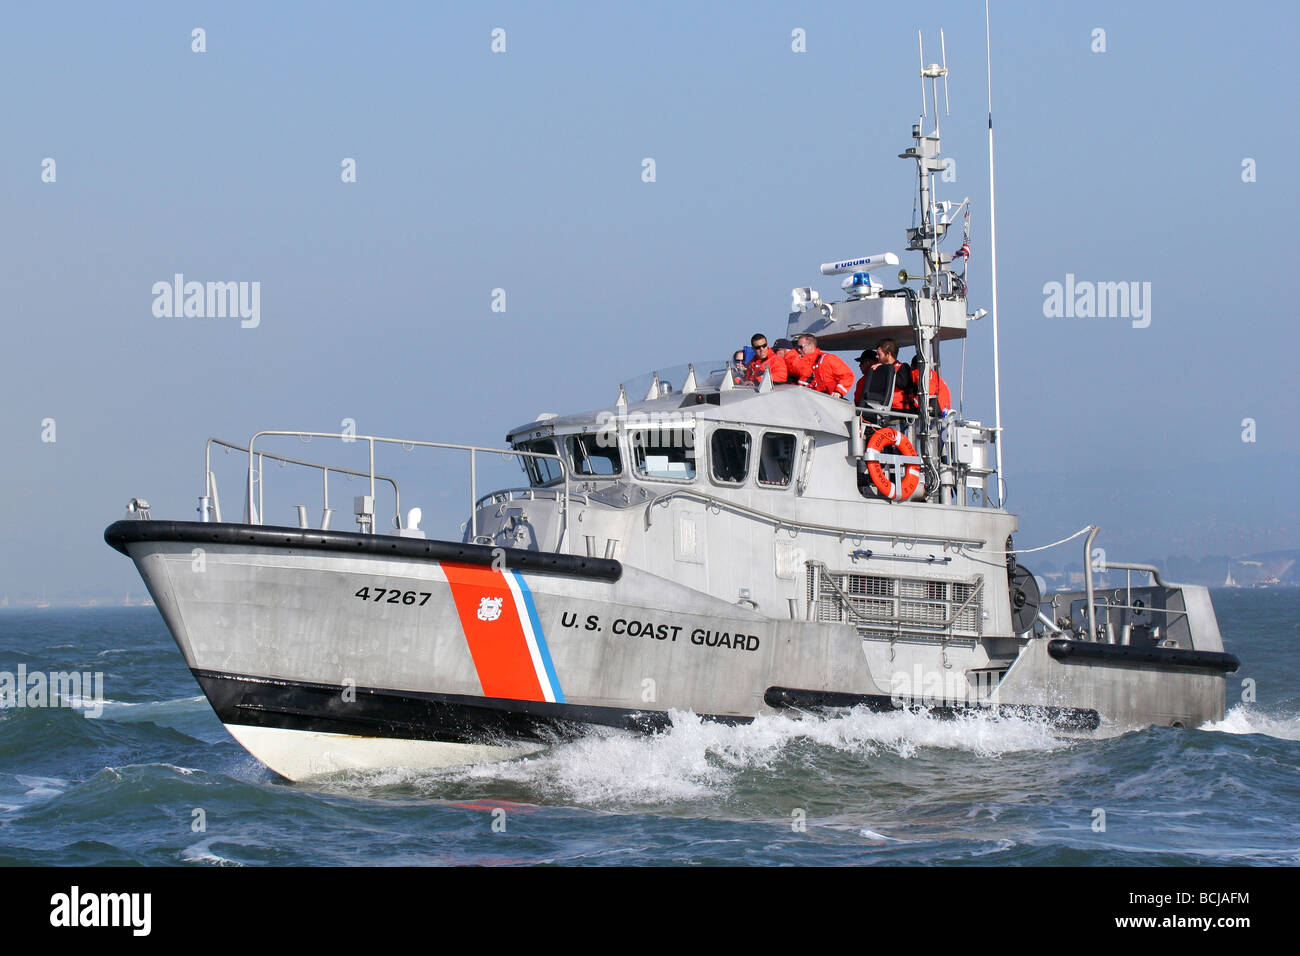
(852, 350), (874, 405)
(744, 333), (788, 383)
(908, 355), (952, 415)
(788, 333), (854, 399)
(731, 349), (747, 383)
(866, 338), (910, 410)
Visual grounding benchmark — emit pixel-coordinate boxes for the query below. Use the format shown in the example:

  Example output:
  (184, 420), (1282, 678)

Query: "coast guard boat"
(104, 47), (1237, 781)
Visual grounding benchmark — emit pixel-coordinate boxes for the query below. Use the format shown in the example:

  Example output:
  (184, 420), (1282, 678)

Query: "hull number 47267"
(354, 587), (432, 606)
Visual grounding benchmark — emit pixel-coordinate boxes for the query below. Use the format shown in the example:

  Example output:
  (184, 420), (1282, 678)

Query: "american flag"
(955, 239), (970, 261)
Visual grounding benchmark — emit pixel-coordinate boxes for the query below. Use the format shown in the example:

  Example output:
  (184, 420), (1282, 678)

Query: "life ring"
(864, 427), (922, 500)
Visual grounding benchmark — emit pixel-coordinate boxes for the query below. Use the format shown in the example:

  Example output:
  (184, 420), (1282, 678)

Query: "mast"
(906, 30), (951, 292)
(901, 31), (957, 500)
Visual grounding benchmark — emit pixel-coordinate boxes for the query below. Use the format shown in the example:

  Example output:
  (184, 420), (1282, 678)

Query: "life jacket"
(784, 349), (810, 382)
(797, 349), (854, 398)
(745, 353), (789, 383)
(909, 366), (952, 414)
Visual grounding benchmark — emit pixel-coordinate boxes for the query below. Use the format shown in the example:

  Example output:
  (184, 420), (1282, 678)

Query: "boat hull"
(105, 521), (1232, 781)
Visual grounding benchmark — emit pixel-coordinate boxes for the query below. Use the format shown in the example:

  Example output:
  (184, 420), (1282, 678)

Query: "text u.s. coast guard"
(560, 611), (760, 651)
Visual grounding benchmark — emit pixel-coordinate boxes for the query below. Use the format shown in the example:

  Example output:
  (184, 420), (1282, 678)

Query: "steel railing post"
(1083, 525), (1099, 641)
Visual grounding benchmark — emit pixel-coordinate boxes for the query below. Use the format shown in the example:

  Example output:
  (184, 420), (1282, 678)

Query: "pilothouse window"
(517, 438), (563, 486)
(631, 429), (696, 481)
(758, 432), (798, 487)
(568, 434), (621, 476)
(710, 428), (751, 484)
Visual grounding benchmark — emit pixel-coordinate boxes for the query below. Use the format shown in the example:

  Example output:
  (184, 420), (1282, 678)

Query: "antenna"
(919, 32), (949, 139)
(918, 30), (927, 117)
(985, 0), (1006, 499)
(940, 29), (950, 116)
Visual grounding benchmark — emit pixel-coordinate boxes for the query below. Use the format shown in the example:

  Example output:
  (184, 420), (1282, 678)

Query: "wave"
(0, 774), (70, 813)
(1201, 704), (1300, 741)
(378, 705), (1075, 807)
(97, 695), (206, 716)
(180, 838), (254, 866)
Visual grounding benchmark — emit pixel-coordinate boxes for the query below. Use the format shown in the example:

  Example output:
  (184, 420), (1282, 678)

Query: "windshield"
(516, 438), (564, 485)
(619, 358), (732, 400)
(630, 427), (697, 481)
(568, 433), (621, 476)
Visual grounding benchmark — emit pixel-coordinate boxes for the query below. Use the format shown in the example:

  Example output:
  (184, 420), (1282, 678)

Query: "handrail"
(1047, 592), (1187, 622)
(642, 488), (986, 548)
(1102, 561), (1173, 588)
(1078, 528), (1188, 641)
(244, 430), (572, 553)
(204, 438), (401, 527)
(1090, 599), (1188, 620)
(1083, 526), (1099, 640)
(475, 487), (592, 510)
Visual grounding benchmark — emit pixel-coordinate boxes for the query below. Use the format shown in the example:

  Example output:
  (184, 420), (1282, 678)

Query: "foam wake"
(1202, 703), (1300, 741)
(428, 705), (1072, 806)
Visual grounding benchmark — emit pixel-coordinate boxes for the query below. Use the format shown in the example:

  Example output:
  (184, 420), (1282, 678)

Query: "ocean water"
(0, 590), (1296, 866)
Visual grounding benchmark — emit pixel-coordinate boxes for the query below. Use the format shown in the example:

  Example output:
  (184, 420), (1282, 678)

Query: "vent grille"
(809, 568), (984, 640)
(849, 575), (894, 597)
(900, 579), (948, 600)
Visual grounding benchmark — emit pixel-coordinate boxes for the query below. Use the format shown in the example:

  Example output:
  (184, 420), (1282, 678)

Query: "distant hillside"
(1168, 550), (1298, 587)
(1029, 549), (1297, 589)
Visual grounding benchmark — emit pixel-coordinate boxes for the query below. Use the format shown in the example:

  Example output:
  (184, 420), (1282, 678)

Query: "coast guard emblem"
(476, 596), (504, 622)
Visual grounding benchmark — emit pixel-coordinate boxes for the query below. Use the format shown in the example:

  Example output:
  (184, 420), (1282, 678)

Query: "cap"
(773, 338), (793, 350)
(855, 350), (875, 362)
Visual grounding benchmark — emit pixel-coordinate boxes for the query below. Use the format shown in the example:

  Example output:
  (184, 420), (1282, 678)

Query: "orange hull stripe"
(442, 562), (545, 701)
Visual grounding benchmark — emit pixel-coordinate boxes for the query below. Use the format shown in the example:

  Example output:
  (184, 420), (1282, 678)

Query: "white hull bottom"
(224, 724), (546, 782)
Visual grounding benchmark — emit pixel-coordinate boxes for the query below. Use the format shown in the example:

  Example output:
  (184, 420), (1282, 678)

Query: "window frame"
(566, 433), (623, 479)
(756, 430), (799, 489)
(628, 426), (698, 484)
(708, 426), (753, 487)
(516, 437), (564, 487)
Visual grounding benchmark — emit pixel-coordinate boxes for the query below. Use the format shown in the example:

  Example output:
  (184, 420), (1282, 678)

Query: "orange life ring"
(865, 427), (922, 500)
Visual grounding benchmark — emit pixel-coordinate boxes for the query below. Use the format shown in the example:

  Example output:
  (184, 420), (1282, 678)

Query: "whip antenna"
(940, 28), (950, 116)
(985, 0), (1006, 502)
(918, 30), (927, 117)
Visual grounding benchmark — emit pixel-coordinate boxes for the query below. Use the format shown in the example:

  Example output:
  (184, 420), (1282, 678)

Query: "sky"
(1, 1), (1296, 600)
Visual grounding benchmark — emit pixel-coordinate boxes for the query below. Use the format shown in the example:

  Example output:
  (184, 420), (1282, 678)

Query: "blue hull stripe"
(510, 570), (565, 704)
